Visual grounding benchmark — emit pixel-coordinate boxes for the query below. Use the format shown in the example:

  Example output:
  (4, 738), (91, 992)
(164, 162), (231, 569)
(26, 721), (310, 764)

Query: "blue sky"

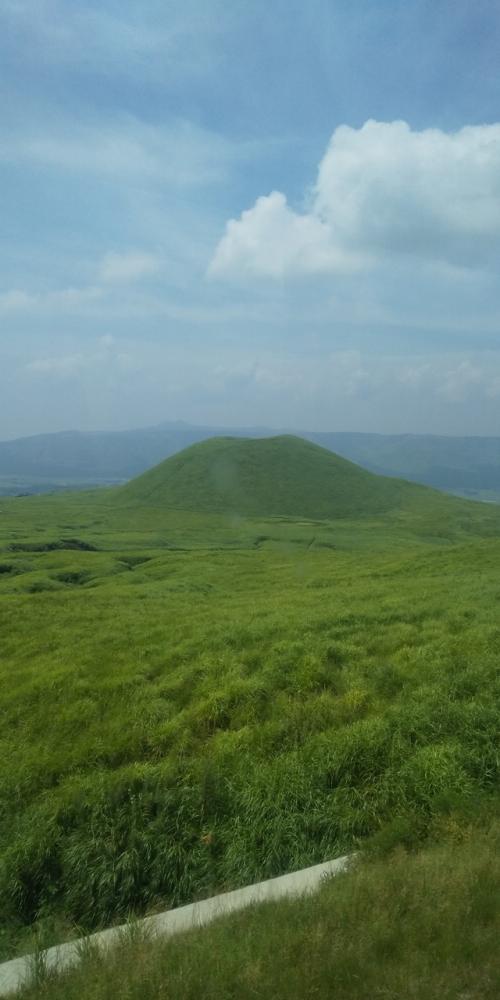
(2, 0), (500, 438)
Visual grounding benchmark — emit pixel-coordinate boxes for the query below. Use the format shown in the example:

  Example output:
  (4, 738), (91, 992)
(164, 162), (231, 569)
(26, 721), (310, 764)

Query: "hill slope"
(2, 424), (500, 499)
(115, 434), (442, 519)
(16, 828), (500, 1000)
(2, 443), (500, 959)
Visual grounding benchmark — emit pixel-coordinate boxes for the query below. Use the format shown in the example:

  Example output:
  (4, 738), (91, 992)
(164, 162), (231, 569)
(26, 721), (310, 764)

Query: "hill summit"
(116, 435), (428, 519)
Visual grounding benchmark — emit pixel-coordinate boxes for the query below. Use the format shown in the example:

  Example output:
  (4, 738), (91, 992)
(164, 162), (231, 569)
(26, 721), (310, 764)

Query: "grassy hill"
(1, 440), (500, 971)
(2, 423), (500, 500)
(116, 435), (448, 519)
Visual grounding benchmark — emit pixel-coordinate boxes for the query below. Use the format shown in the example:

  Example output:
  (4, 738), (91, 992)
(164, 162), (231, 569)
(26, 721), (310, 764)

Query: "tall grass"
(1, 488), (500, 957)
(17, 822), (500, 999)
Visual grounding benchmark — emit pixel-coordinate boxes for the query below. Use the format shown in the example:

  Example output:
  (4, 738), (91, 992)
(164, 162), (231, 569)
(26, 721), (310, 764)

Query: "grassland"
(17, 822), (500, 999)
(2, 438), (500, 972)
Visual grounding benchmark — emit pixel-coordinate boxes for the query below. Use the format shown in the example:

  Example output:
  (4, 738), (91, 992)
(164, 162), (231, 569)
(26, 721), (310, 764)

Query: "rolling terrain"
(1, 436), (500, 982)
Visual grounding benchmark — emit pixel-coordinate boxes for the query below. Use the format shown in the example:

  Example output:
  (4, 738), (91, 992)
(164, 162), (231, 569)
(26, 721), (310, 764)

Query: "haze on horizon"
(2, 0), (500, 442)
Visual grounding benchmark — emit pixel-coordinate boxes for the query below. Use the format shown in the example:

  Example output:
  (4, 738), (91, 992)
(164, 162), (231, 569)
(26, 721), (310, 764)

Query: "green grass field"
(1, 437), (500, 985)
(17, 822), (500, 1000)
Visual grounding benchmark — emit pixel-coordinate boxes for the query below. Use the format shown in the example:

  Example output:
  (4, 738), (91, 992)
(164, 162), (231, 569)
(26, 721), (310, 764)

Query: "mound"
(115, 435), (433, 519)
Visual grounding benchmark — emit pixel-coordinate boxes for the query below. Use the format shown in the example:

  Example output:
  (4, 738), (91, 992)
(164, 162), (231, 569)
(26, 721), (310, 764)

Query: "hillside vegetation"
(116, 435), (455, 519)
(2, 423), (500, 500)
(1, 437), (500, 966)
(18, 824), (500, 999)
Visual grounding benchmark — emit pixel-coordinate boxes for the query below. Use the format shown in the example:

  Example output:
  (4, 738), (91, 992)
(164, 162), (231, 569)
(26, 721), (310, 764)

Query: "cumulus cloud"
(209, 191), (365, 277)
(210, 120), (500, 278)
(99, 251), (160, 283)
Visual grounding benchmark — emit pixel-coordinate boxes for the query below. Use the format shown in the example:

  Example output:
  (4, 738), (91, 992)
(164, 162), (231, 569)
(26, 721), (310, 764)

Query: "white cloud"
(99, 251), (160, 283)
(0, 290), (36, 311)
(0, 116), (250, 187)
(0, 252), (162, 322)
(210, 120), (500, 278)
(440, 360), (484, 402)
(209, 191), (365, 278)
(26, 336), (135, 379)
(196, 349), (500, 414)
(0, 285), (101, 314)
(27, 354), (87, 377)
(2, 1), (225, 84)
(44, 286), (102, 308)
(380, 354), (500, 405)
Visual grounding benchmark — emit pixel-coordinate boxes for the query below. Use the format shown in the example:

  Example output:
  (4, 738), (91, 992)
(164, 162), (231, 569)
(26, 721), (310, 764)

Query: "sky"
(2, 0), (500, 440)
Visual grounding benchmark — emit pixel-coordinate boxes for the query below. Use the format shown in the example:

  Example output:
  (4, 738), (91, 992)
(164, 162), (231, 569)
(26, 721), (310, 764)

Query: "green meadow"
(18, 823), (500, 1000)
(1, 437), (500, 973)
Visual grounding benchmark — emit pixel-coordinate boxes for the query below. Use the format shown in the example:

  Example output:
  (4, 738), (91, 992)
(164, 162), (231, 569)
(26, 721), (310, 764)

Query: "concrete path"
(0, 854), (351, 996)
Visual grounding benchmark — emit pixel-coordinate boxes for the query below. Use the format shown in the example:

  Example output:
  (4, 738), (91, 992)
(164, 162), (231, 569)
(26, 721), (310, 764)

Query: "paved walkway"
(0, 854), (351, 996)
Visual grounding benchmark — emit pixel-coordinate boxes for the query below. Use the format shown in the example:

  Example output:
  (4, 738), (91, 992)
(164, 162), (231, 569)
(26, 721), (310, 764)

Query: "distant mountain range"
(1, 420), (500, 500)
